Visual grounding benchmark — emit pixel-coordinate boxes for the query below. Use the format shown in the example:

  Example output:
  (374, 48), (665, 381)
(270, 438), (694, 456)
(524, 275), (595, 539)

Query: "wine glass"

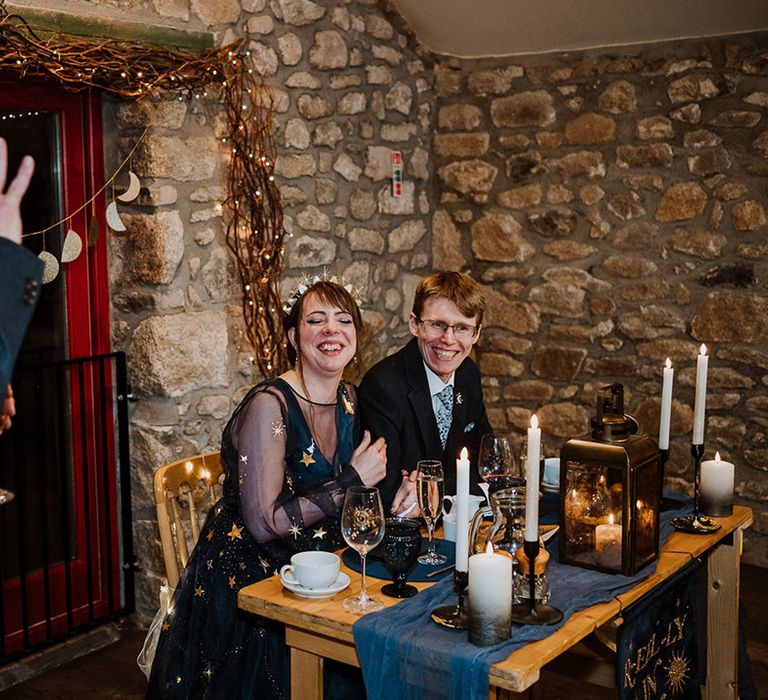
(341, 486), (385, 613)
(380, 518), (422, 598)
(416, 460), (447, 565)
(478, 434), (517, 492)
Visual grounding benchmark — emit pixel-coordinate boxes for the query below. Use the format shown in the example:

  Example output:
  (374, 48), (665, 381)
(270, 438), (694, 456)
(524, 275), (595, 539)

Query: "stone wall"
(89, 0), (434, 616)
(431, 35), (768, 567)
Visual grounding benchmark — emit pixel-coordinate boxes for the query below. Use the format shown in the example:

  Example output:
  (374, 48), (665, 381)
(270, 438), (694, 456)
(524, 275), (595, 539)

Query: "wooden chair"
(153, 451), (223, 589)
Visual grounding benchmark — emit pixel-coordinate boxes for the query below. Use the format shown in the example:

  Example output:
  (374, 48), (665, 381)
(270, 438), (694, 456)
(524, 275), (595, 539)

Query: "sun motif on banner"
(666, 649), (691, 693)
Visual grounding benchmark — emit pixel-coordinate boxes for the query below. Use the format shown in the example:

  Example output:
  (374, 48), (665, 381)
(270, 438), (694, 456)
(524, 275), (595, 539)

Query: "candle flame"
(665, 357), (672, 369)
(608, 513), (615, 526)
(531, 414), (538, 429)
(185, 461), (194, 474)
(202, 469), (211, 481)
(460, 447), (468, 460)
(699, 343), (707, 356)
(715, 451), (721, 463)
(485, 541), (494, 556)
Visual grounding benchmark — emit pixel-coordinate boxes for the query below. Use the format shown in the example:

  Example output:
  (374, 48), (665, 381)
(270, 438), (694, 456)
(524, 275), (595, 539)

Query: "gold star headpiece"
(282, 269), (366, 315)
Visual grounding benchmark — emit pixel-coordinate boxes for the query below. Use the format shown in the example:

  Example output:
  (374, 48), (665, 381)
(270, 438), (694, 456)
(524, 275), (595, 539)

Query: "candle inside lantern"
(455, 447), (470, 573)
(659, 358), (674, 450)
(524, 415), (541, 543)
(692, 345), (708, 445)
(595, 513), (622, 568)
(468, 542), (512, 646)
(700, 451), (735, 517)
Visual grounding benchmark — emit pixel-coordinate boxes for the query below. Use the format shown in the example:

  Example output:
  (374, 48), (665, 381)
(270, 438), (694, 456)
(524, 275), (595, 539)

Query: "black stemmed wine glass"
(380, 518), (422, 598)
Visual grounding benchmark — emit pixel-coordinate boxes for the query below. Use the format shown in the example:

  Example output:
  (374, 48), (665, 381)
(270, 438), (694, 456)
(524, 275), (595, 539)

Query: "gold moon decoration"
(117, 171), (141, 203)
(61, 229), (83, 263)
(38, 251), (60, 283)
(106, 201), (127, 232)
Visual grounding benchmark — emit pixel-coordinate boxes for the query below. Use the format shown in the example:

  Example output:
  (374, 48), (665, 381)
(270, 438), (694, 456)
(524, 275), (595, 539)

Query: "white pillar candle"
(468, 542), (512, 646)
(700, 451), (735, 517)
(658, 358), (674, 450)
(692, 344), (708, 445)
(455, 447), (470, 572)
(595, 513), (622, 569)
(524, 415), (541, 542)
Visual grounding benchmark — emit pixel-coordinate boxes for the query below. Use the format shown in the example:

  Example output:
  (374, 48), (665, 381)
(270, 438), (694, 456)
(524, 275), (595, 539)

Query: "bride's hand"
(350, 430), (387, 486)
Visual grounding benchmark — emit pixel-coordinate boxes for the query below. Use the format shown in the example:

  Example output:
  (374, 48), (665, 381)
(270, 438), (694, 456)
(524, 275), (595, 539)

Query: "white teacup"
(442, 494), (485, 518)
(442, 512), (457, 542)
(543, 457), (560, 487)
(280, 551), (340, 590)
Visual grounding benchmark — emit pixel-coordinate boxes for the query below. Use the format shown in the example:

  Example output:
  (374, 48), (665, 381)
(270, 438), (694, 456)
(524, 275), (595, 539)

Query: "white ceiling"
(390, 0), (768, 58)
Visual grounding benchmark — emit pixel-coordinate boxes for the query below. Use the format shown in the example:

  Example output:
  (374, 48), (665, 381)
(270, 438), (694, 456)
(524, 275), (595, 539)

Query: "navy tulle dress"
(147, 378), (363, 699)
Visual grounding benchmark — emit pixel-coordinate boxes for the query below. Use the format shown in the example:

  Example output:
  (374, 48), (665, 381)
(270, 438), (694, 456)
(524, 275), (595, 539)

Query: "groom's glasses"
(417, 318), (478, 339)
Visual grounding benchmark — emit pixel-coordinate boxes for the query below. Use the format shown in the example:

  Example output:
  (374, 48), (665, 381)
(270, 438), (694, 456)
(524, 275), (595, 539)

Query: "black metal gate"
(0, 351), (134, 662)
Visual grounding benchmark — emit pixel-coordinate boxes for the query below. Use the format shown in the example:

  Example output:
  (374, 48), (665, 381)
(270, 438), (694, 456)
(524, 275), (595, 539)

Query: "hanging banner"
(617, 559), (703, 699)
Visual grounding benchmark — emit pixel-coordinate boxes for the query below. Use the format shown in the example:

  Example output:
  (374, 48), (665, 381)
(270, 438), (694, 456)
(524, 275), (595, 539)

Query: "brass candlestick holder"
(431, 569), (469, 629)
(510, 540), (562, 626)
(671, 444), (722, 534)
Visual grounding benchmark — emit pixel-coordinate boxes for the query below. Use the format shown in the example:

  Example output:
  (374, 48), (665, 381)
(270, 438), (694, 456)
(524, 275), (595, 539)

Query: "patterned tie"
(435, 384), (454, 449)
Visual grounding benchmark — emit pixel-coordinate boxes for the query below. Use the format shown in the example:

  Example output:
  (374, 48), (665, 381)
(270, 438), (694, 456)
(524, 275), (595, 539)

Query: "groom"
(359, 271), (491, 514)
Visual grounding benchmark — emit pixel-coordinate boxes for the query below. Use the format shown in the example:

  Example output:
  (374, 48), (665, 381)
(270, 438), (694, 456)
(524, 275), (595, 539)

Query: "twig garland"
(0, 1), (287, 376)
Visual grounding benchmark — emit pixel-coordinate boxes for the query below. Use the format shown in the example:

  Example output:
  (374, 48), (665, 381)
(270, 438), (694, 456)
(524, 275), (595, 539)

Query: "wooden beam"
(4, 4), (214, 52)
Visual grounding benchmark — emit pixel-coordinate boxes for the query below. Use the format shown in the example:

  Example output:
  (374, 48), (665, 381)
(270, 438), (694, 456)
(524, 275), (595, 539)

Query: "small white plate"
(280, 571), (351, 599)
(541, 481), (560, 494)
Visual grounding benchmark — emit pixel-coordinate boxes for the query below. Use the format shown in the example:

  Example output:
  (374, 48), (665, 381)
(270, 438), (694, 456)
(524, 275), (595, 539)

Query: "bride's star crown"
(282, 269), (366, 314)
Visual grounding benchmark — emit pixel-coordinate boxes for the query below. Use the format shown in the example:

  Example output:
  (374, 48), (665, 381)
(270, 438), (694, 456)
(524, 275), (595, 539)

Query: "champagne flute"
(341, 486), (385, 613)
(478, 434), (517, 492)
(416, 460), (447, 565)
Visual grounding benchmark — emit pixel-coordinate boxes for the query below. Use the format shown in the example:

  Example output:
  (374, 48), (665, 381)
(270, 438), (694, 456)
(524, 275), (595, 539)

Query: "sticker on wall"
(391, 151), (402, 198)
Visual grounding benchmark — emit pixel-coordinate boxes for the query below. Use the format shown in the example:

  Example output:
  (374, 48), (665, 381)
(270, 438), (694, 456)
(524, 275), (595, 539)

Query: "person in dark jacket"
(359, 271), (492, 514)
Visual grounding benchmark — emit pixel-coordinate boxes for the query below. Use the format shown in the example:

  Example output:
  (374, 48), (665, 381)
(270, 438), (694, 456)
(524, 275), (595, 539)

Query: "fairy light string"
(0, 2), (287, 376)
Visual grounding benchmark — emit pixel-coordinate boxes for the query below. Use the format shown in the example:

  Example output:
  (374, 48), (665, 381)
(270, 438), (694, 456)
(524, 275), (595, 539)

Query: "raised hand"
(0, 137), (35, 245)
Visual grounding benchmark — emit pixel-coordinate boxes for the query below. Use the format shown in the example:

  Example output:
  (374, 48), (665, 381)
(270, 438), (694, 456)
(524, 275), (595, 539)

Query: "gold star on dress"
(313, 527), (327, 540)
(194, 586), (203, 597)
(239, 453), (248, 464)
(162, 621), (170, 631)
(206, 529), (214, 542)
(227, 523), (243, 540)
(300, 451), (316, 467)
(228, 576), (236, 589)
(289, 524), (302, 539)
(206, 559), (213, 569)
(271, 420), (286, 437)
(341, 393), (355, 415)
(258, 557), (270, 572)
(204, 668), (213, 679)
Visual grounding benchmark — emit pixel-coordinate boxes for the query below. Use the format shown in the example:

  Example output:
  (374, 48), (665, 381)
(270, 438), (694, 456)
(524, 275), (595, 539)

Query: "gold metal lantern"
(559, 384), (661, 575)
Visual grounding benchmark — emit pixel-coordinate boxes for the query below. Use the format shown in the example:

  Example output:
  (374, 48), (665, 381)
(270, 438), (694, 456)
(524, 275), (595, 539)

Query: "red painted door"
(0, 83), (118, 656)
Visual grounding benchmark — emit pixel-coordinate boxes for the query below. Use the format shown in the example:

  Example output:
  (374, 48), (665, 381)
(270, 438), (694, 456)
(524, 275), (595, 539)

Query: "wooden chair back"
(153, 451), (223, 589)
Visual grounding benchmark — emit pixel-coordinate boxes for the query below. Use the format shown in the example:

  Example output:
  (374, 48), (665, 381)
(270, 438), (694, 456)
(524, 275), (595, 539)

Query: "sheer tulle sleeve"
(230, 388), (362, 543)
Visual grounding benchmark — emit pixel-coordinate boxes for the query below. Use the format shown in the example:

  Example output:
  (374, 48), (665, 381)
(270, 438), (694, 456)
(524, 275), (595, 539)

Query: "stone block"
(526, 209), (577, 238)
(129, 311), (229, 397)
(733, 200), (767, 231)
(481, 286), (539, 334)
(688, 148), (732, 176)
(434, 132), (490, 157)
(116, 99), (187, 130)
(542, 240), (597, 261)
(497, 184), (542, 209)
(432, 210), (466, 271)
(286, 234), (336, 267)
(201, 248), (230, 301)
(616, 143), (673, 168)
(123, 211), (184, 285)
(490, 91), (556, 128)
(333, 153), (363, 182)
(190, 0), (240, 24)
(598, 80), (637, 113)
(709, 110), (761, 128)
(297, 94), (333, 119)
(503, 380), (554, 402)
(438, 160), (498, 193)
(313, 123), (344, 148)
(275, 153), (316, 178)
(564, 112), (616, 144)
(531, 347), (587, 381)
(388, 220), (426, 253)
(348, 227), (385, 254)
(505, 151), (543, 182)
(479, 352), (524, 377)
(536, 402), (590, 439)
(471, 212), (534, 262)
(667, 75), (719, 103)
(277, 33), (303, 65)
(276, 0), (325, 26)
(364, 145), (394, 181)
(609, 222), (658, 251)
(135, 136), (218, 181)
(385, 82), (413, 115)
(618, 306), (686, 339)
(529, 281), (586, 318)
(637, 115), (674, 139)
(655, 181), (707, 221)
(549, 151), (605, 179)
(296, 205), (331, 232)
(602, 255), (657, 279)
(378, 181), (415, 215)
(338, 92), (367, 115)
(671, 227), (727, 259)
(437, 104), (483, 130)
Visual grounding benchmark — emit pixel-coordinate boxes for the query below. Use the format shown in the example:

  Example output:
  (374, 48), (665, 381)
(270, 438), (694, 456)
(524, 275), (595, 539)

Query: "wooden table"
(238, 506), (752, 700)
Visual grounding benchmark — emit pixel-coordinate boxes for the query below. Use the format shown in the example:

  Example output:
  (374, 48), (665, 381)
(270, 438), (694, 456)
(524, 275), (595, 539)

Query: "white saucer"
(280, 571), (351, 599)
(541, 481), (560, 494)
